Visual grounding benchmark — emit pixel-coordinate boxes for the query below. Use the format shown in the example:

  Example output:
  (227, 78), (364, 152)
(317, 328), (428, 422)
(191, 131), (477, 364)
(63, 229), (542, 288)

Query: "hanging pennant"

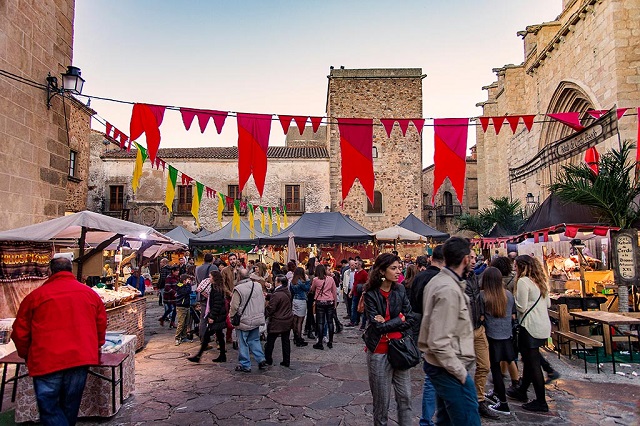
(547, 112), (584, 131)
(129, 103), (166, 164)
(380, 119), (395, 138)
(337, 118), (375, 203)
(293, 116), (308, 135)
(105, 122), (113, 139)
(522, 115), (535, 131)
(181, 174), (193, 186)
(282, 204), (288, 228)
(231, 200), (241, 236)
(478, 117), (490, 133)
(432, 118), (469, 205)
(396, 119), (410, 136)
(411, 119), (425, 136)
(259, 206), (266, 234)
(180, 108), (228, 134)
(505, 116), (520, 133)
(248, 204), (256, 238)
(205, 186), (215, 199)
(275, 207), (281, 232)
(310, 116), (323, 133)
(237, 113), (272, 197)
(585, 146), (600, 175)
(587, 108), (628, 120)
(267, 207), (273, 236)
(191, 182), (204, 227)
(217, 192), (225, 228)
(164, 166), (178, 213)
(131, 143), (148, 194)
(279, 115), (293, 134)
(491, 116), (505, 135)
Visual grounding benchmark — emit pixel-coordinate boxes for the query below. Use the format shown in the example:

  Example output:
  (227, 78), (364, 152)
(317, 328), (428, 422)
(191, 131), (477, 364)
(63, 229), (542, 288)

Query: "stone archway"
(537, 81), (597, 196)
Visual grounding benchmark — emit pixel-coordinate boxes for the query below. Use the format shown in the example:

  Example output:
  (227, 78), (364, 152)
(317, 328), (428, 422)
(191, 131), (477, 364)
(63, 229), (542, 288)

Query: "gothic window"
(109, 185), (124, 211)
(367, 191), (383, 214)
(178, 185), (192, 213)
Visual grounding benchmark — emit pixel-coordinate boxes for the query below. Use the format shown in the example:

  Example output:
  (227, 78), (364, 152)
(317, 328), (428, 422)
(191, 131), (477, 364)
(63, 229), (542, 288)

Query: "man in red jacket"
(11, 257), (107, 426)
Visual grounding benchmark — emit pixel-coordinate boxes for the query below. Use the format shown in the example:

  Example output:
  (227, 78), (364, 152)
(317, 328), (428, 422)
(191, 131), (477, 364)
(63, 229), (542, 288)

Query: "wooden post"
(558, 304), (571, 355)
(76, 226), (87, 282)
(603, 324), (612, 355)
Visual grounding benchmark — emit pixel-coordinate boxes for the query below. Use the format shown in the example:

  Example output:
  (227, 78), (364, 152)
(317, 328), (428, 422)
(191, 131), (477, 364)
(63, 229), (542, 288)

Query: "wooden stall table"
(0, 335), (136, 422)
(570, 311), (640, 374)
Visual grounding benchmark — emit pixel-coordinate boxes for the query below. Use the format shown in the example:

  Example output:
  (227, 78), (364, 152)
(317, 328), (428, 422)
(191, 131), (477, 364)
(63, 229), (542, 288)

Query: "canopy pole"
(76, 226), (87, 282)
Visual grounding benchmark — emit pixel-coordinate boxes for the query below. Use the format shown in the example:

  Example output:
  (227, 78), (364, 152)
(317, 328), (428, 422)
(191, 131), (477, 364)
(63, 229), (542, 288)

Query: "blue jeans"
(33, 366), (89, 426)
(161, 303), (176, 322)
(237, 328), (266, 370)
(351, 295), (361, 325)
(424, 362), (480, 426)
(420, 361), (436, 426)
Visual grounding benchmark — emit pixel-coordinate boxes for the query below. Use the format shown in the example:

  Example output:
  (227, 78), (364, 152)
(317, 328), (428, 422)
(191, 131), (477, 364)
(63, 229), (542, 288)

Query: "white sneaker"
(323, 336), (329, 343)
(175, 339), (181, 346)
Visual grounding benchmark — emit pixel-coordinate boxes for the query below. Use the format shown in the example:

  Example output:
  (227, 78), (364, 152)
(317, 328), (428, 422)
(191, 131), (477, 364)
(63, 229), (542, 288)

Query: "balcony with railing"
(279, 197), (306, 214)
(436, 204), (462, 217)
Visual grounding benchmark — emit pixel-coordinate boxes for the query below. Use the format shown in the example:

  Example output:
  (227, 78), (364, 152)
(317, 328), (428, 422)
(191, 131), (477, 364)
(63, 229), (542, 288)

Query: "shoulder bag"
(312, 279), (327, 314)
(384, 296), (420, 370)
(512, 291), (542, 352)
(231, 283), (255, 327)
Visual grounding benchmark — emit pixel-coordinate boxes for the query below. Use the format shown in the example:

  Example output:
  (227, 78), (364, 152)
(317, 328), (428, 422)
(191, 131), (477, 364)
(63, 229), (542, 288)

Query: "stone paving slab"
(2, 297), (639, 425)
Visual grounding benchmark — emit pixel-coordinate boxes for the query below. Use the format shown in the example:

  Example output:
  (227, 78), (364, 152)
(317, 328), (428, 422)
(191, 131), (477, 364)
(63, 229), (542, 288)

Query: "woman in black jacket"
(363, 253), (415, 426)
(188, 270), (228, 363)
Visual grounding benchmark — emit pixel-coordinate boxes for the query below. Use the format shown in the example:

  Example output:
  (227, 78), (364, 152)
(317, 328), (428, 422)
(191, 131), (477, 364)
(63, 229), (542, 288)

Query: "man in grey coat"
(229, 268), (267, 372)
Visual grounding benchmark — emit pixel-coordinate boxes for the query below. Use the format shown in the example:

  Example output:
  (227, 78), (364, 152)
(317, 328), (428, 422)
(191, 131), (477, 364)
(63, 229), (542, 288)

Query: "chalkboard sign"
(610, 229), (640, 286)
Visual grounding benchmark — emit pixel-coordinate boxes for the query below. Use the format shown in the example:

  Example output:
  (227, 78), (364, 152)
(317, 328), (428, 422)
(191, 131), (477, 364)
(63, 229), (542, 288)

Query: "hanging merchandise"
(131, 142), (148, 194)
(129, 103), (166, 164)
(191, 182), (204, 227)
(164, 166), (178, 213)
(432, 118), (469, 205)
(337, 118), (375, 203)
(237, 113), (272, 197)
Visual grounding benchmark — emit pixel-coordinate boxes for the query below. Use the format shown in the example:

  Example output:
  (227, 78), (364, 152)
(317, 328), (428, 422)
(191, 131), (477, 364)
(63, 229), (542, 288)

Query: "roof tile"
(102, 146), (329, 160)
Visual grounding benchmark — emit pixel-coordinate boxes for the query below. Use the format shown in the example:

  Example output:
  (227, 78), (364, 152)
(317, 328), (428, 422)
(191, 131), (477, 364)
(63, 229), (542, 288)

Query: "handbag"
(231, 283), (255, 327)
(513, 292), (542, 351)
(387, 333), (421, 370)
(312, 279), (327, 315)
(357, 291), (366, 313)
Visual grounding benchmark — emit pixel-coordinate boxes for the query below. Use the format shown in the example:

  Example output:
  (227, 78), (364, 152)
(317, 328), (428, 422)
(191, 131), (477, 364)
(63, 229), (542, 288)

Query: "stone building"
(422, 146), (479, 234)
(476, 0), (640, 211)
(326, 68), (426, 231)
(89, 128), (331, 232)
(0, 0), (93, 230)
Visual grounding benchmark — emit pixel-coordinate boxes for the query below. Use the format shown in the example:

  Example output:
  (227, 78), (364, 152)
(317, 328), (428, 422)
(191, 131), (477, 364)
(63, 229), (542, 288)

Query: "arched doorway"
(537, 81), (597, 197)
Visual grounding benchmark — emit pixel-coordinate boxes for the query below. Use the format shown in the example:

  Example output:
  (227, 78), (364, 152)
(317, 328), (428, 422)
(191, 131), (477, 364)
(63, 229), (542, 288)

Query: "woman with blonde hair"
(507, 255), (551, 413)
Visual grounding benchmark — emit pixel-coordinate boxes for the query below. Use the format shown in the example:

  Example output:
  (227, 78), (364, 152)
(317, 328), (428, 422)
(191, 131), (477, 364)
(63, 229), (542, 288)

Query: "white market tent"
(373, 225), (428, 242)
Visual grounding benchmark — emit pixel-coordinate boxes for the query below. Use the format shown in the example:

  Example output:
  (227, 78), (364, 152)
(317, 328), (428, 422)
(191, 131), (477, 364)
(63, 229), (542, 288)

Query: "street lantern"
(46, 65), (85, 108)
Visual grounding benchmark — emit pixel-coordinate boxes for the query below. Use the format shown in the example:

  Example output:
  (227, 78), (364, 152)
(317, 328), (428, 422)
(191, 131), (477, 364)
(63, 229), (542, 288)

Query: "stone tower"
(326, 68), (425, 231)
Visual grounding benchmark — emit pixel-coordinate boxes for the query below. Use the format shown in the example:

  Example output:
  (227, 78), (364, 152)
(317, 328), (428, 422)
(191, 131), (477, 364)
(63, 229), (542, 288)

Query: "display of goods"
(93, 286), (141, 307)
(564, 289), (581, 297)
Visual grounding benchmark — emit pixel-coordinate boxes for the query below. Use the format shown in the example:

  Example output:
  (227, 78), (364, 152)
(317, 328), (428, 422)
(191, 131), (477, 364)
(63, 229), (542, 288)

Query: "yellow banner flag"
(283, 205), (289, 228)
(164, 166), (178, 213)
(217, 192), (225, 227)
(259, 206), (266, 234)
(248, 204), (255, 238)
(232, 200), (241, 236)
(275, 207), (281, 232)
(131, 143), (148, 194)
(191, 182), (204, 227)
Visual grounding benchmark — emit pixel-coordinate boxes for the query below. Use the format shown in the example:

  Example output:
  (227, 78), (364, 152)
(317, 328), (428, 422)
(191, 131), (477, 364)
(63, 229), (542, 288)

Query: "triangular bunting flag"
(479, 117), (490, 133)
(275, 207), (281, 232)
(105, 122), (113, 139)
(547, 112), (584, 131)
(380, 119), (395, 137)
(267, 207), (273, 236)
(585, 146), (600, 175)
(282, 204), (288, 228)
(411, 119), (425, 136)
(181, 174), (193, 186)
(521, 115), (535, 131)
(248, 204), (255, 238)
(217, 192), (225, 227)
(164, 166), (178, 213)
(191, 182), (204, 227)
(259, 206), (266, 234)
(587, 108), (628, 120)
(310, 116), (323, 133)
(279, 115), (293, 134)
(491, 116), (505, 135)
(132, 142), (148, 194)
(237, 113), (272, 197)
(396, 119), (410, 136)
(180, 108), (197, 131)
(232, 200), (241, 236)
(337, 118), (375, 203)
(205, 187), (215, 199)
(294, 116), (307, 135)
(505, 115), (520, 133)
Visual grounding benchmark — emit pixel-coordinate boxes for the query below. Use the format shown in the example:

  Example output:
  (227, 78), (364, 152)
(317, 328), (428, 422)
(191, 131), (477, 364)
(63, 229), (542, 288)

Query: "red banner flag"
(310, 116), (323, 133)
(411, 119), (425, 136)
(547, 112), (584, 131)
(506, 116), (520, 133)
(396, 119), (410, 136)
(380, 119), (395, 137)
(491, 116), (505, 135)
(478, 117), (490, 132)
(237, 113), (272, 197)
(294, 116), (307, 135)
(432, 118), (469, 205)
(521, 114), (535, 131)
(130, 103), (166, 164)
(279, 115), (293, 134)
(337, 118), (375, 203)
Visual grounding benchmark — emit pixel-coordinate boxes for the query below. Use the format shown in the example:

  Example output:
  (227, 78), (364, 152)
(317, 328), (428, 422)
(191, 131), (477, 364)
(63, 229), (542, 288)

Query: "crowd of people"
(149, 240), (558, 425)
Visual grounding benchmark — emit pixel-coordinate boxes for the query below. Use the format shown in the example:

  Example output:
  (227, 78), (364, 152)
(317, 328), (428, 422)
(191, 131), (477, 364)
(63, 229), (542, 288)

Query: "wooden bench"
(554, 330), (603, 373)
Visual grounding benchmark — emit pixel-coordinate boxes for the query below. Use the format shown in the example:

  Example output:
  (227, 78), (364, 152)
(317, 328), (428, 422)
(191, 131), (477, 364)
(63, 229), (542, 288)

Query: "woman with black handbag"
(507, 255), (551, 412)
(362, 253), (417, 426)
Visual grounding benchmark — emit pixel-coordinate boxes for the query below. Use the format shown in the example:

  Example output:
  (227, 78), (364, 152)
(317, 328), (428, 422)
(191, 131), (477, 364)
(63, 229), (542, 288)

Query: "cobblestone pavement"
(5, 296), (640, 425)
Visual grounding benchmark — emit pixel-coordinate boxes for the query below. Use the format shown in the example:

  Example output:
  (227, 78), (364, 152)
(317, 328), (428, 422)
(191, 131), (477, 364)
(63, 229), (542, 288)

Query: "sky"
(73, 0), (562, 166)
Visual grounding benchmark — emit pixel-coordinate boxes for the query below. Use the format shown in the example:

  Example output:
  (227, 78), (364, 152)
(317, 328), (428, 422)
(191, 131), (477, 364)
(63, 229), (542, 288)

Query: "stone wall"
(0, 0), (92, 230)
(476, 0), (640, 210)
(106, 298), (146, 352)
(326, 68), (425, 231)
(65, 100), (93, 212)
(89, 143), (331, 232)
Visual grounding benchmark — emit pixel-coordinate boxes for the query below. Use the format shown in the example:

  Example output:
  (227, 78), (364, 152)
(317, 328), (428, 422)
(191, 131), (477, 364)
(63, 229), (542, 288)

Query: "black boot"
(213, 352), (226, 363)
(187, 355), (201, 363)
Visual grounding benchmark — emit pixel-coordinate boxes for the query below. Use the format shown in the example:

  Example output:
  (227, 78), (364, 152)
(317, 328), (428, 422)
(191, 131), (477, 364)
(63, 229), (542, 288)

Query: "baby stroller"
(187, 291), (200, 340)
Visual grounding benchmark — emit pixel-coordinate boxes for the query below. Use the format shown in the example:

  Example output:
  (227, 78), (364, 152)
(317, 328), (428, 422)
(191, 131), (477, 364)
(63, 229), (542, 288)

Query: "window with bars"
(109, 185), (124, 211)
(366, 191), (383, 214)
(69, 150), (77, 177)
(178, 185), (192, 213)
(284, 184), (301, 212)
